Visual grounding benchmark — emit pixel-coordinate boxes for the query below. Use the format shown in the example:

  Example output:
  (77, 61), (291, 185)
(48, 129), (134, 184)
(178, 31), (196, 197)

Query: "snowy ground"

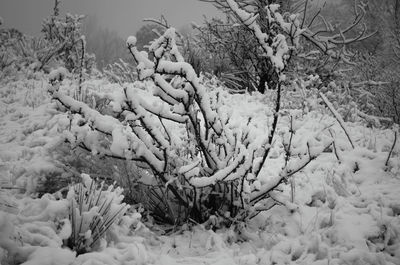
(1, 75), (400, 265)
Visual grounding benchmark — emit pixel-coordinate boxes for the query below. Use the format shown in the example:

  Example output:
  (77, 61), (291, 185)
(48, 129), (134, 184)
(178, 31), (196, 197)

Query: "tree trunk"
(257, 73), (268, 93)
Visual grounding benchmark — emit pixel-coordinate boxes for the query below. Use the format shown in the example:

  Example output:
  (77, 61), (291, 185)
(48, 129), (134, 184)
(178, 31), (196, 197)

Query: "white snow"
(1, 12), (400, 265)
(126, 36), (137, 47)
(1, 71), (400, 265)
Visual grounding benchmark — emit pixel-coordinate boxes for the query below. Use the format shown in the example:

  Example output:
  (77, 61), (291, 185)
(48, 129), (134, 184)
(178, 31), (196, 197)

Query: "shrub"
(41, 0), (91, 73)
(195, 0), (374, 93)
(66, 174), (129, 254)
(49, 22), (331, 226)
(0, 0), (95, 77)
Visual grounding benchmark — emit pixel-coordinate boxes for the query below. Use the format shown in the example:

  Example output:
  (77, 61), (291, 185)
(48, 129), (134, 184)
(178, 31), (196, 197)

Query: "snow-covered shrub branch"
(50, 26), (333, 225)
(300, 0), (375, 62)
(41, 0), (84, 72)
(195, 0), (304, 93)
(222, 0), (374, 61)
(226, 0), (298, 74)
(320, 92), (355, 149)
(0, 29), (55, 74)
(49, 29), (260, 223)
(222, 0), (302, 178)
(125, 28), (269, 221)
(199, 0), (375, 93)
(0, 0), (95, 78)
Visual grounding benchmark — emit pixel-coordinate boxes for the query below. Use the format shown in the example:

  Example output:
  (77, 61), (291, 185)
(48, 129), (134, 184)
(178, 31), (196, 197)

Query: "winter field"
(1, 0), (400, 264)
(0, 70), (399, 264)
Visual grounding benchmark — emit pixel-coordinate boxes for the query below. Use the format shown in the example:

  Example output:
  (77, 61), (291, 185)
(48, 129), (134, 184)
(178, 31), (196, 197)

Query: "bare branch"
(385, 130), (398, 167)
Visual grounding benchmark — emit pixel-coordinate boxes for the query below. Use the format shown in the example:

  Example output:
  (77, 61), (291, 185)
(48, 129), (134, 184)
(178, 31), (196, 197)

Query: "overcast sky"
(0, 0), (221, 37)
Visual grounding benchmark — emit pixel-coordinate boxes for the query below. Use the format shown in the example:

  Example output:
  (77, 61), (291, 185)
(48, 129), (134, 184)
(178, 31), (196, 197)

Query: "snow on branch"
(250, 120), (333, 205)
(48, 17), (344, 223)
(320, 92), (355, 149)
(208, 0), (374, 65)
(300, 1), (375, 62)
(51, 27), (273, 223)
(226, 0), (293, 73)
(133, 27), (263, 167)
(49, 87), (165, 172)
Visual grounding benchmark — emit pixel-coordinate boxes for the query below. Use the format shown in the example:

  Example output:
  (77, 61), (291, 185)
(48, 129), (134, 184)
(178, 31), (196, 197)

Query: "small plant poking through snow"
(66, 173), (129, 254)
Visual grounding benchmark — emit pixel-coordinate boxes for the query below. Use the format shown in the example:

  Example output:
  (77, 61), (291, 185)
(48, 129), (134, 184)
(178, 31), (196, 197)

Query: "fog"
(0, 0), (220, 37)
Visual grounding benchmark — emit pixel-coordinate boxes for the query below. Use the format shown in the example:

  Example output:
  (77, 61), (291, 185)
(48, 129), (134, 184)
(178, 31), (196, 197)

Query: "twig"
(285, 115), (295, 202)
(385, 131), (398, 167)
(254, 82), (282, 178)
(328, 129), (341, 162)
(320, 92), (355, 149)
(300, 0), (309, 29)
(77, 36), (85, 101)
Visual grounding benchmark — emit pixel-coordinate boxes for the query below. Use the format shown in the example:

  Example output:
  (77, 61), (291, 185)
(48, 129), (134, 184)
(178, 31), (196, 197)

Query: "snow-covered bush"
(194, 1), (300, 93)
(195, 0), (374, 94)
(41, 0), (95, 73)
(0, 0), (95, 81)
(0, 173), (144, 264)
(49, 28), (264, 224)
(280, 73), (394, 128)
(0, 28), (30, 73)
(0, 27), (60, 79)
(319, 81), (393, 127)
(66, 174), (129, 254)
(48, 21), (332, 226)
(344, 52), (400, 125)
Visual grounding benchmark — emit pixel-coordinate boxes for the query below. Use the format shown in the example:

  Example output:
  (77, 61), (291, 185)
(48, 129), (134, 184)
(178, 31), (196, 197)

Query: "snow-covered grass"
(0, 71), (400, 265)
(66, 174), (130, 254)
